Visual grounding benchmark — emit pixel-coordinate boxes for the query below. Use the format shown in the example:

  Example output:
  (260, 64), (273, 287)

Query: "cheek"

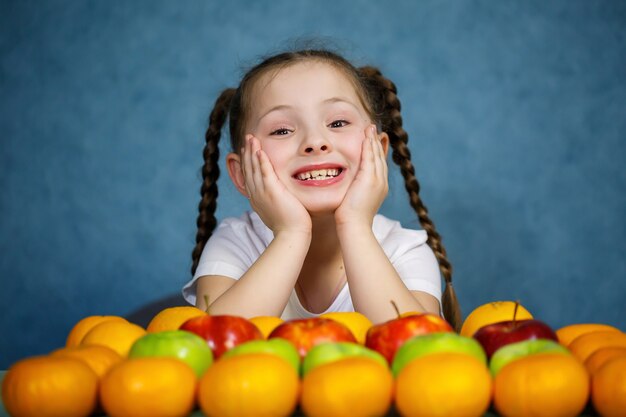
(259, 141), (291, 169)
(339, 135), (365, 162)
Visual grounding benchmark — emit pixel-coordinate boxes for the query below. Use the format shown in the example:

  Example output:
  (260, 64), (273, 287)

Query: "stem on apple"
(390, 300), (401, 318)
(512, 300), (520, 326)
(204, 295), (211, 315)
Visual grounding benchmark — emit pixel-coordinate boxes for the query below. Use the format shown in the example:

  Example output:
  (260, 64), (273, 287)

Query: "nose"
(300, 130), (332, 154)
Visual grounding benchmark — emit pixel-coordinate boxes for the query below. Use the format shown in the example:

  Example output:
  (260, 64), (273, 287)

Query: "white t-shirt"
(182, 211), (442, 320)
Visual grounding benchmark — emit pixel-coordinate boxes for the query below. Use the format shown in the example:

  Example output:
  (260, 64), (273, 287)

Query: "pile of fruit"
(2, 301), (626, 417)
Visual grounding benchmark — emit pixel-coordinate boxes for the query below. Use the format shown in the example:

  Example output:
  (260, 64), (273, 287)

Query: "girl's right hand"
(242, 135), (312, 235)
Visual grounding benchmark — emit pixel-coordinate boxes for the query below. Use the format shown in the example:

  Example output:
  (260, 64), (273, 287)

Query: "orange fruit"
(2, 355), (98, 417)
(395, 352), (492, 417)
(100, 357), (196, 417)
(81, 319), (147, 357)
(51, 344), (123, 379)
(591, 356), (626, 417)
(65, 315), (128, 347)
(556, 323), (622, 347)
(301, 357), (393, 417)
(146, 306), (207, 333)
(568, 330), (626, 363)
(198, 353), (299, 417)
(249, 315), (285, 338)
(460, 301), (533, 337)
(493, 353), (589, 417)
(320, 312), (373, 344)
(584, 346), (626, 375)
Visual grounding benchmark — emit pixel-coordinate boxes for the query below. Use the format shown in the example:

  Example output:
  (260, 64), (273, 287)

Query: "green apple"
(392, 332), (487, 377)
(489, 338), (570, 376)
(302, 342), (387, 375)
(129, 330), (213, 377)
(221, 338), (301, 373)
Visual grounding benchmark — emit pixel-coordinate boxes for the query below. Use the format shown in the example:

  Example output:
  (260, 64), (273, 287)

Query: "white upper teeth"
(297, 168), (340, 180)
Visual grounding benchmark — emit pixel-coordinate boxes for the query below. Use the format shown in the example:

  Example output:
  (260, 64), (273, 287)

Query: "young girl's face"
(244, 61), (379, 215)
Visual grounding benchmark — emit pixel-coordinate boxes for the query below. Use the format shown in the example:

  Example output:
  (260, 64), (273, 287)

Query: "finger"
(371, 126), (387, 178)
(249, 136), (265, 193)
(242, 135), (256, 196)
(380, 138), (388, 179)
(362, 125), (377, 174)
(257, 148), (276, 181)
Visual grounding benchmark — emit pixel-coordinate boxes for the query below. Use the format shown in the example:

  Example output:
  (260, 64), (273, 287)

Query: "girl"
(182, 49), (461, 330)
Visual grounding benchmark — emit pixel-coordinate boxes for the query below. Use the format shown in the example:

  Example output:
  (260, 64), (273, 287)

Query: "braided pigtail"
(359, 66), (462, 331)
(191, 88), (237, 276)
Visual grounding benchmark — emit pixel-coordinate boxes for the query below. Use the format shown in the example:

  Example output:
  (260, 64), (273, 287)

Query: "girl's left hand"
(335, 124), (389, 228)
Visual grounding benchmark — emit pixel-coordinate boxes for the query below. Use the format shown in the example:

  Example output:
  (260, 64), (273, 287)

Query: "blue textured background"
(1, 1), (625, 369)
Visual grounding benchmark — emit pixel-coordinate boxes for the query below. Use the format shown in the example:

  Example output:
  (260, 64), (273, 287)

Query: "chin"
(294, 189), (346, 214)
(304, 200), (344, 217)
(307, 205), (341, 218)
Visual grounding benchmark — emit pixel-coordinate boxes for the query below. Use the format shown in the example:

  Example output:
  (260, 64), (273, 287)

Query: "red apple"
(365, 313), (454, 364)
(268, 317), (357, 358)
(473, 318), (558, 359)
(179, 315), (263, 359)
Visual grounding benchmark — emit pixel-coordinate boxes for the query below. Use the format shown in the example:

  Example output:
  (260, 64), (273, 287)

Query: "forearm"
(204, 230), (311, 317)
(338, 223), (430, 323)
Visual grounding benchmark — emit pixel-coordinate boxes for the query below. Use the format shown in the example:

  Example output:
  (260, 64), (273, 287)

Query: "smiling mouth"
(295, 168), (343, 181)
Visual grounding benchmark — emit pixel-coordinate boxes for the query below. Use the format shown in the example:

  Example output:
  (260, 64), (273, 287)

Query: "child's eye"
(328, 120), (349, 129)
(270, 127), (293, 136)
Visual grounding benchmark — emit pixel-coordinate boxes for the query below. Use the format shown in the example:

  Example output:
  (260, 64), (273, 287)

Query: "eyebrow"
(324, 96), (354, 104)
(258, 97), (360, 121)
(323, 97), (362, 112)
(258, 105), (293, 121)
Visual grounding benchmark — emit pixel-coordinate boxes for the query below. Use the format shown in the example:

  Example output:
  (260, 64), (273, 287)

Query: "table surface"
(0, 371), (598, 417)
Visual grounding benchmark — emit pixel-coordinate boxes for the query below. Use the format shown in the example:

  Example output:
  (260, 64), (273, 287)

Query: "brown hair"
(191, 49), (462, 330)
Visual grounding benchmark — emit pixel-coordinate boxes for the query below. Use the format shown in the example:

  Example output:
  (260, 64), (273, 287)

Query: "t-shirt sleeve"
(377, 218), (443, 303)
(181, 215), (269, 305)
